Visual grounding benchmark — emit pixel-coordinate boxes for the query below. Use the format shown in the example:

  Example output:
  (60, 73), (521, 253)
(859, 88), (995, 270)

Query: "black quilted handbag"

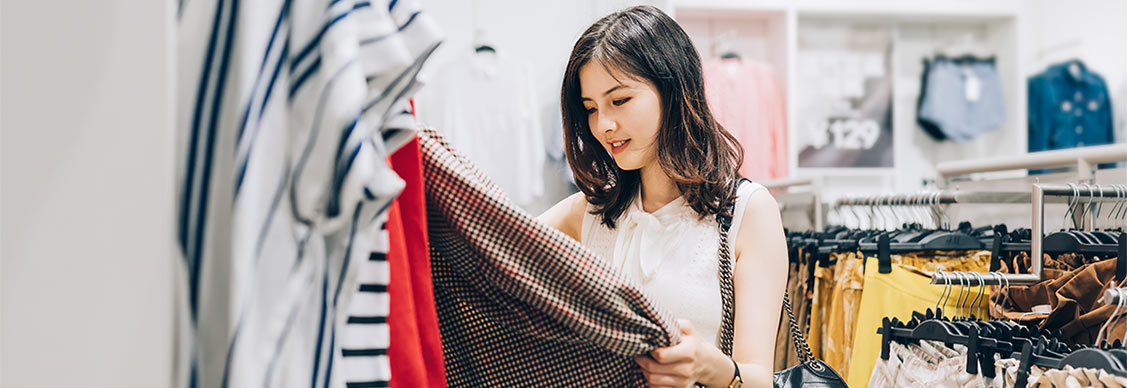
(716, 179), (848, 388)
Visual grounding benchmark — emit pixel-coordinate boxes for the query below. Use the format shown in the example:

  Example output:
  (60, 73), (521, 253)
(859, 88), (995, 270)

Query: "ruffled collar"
(611, 195), (692, 282)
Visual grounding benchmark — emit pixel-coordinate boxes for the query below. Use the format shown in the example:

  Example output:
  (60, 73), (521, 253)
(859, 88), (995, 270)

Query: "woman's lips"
(610, 139), (631, 154)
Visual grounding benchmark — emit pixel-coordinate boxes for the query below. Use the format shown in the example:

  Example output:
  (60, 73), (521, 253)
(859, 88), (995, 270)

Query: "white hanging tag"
(963, 66), (982, 102)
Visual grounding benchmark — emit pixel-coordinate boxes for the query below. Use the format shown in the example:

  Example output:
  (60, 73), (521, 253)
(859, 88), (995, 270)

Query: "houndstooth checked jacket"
(419, 128), (682, 386)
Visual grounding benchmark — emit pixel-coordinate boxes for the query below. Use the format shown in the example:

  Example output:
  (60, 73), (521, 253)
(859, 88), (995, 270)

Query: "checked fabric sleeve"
(418, 128), (682, 386)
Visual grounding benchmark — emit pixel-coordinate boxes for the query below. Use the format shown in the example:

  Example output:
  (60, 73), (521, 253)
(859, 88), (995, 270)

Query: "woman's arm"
(730, 189), (789, 387)
(535, 191), (588, 242)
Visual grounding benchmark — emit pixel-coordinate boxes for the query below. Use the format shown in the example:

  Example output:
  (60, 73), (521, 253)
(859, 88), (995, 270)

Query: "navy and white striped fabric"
(175, 0), (441, 386)
(340, 216), (392, 388)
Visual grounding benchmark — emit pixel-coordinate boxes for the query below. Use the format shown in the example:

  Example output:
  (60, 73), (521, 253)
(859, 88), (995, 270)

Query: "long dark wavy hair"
(561, 5), (744, 229)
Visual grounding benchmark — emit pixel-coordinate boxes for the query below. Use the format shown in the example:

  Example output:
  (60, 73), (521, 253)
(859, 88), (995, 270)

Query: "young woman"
(538, 5), (789, 388)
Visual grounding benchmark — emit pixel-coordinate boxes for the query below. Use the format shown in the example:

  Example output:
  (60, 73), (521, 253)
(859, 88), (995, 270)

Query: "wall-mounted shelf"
(671, 0), (1024, 200)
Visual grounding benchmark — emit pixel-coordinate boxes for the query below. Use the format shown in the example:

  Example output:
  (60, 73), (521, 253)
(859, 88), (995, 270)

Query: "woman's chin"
(612, 160), (643, 171)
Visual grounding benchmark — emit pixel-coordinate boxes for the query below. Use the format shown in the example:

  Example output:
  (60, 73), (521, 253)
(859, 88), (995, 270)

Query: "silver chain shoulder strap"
(716, 218), (736, 356)
(716, 179), (812, 363)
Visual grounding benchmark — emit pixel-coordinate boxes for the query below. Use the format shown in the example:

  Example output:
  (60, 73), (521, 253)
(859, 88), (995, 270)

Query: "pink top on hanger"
(703, 58), (788, 181)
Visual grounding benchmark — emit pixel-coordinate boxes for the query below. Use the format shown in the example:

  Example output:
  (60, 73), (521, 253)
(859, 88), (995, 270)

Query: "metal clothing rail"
(832, 190), (1038, 207)
(834, 191), (957, 207)
(761, 177), (818, 190)
(931, 183), (1127, 286)
(831, 190), (1041, 232)
(936, 143), (1127, 186)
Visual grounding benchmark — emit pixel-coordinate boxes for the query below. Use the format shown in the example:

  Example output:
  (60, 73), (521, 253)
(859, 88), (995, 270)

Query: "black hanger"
(989, 224), (1009, 272)
(892, 223), (935, 243)
(863, 228), (985, 274)
(1119, 232), (1127, 282)
(1075, 229), (1102, 245)
(934, 54), (997, 65)
(1058, 348), (1127, 375)
(1091, 229), (1120, 244)
(1111, 348), (1127, 367)
(879, 318), (986, 374)
(1014, 339), (1062, 388)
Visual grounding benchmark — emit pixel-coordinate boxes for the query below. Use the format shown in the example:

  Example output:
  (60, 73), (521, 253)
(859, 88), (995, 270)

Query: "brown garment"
(991, 252), (1126, 345)
(773, 252), (815, 371)
(774, 261), (801, 370)
(421, 129), (680, 386)
(792, 254), (812, 366)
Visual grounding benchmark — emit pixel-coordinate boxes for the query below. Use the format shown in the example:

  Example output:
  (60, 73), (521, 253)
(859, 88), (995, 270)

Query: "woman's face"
(579, 61), (663, 171)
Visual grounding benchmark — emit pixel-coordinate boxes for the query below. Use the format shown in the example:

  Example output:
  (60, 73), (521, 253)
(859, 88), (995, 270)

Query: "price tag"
(963, 66), (981, 102)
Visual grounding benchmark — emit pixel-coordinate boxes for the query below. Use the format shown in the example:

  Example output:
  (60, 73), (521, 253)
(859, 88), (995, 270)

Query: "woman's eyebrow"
(581, 84), (628, 101)
(601, 85), (626, 96)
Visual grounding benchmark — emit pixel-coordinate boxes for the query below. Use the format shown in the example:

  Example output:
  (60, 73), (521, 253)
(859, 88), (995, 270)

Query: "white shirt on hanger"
(417, 49), (546, 206)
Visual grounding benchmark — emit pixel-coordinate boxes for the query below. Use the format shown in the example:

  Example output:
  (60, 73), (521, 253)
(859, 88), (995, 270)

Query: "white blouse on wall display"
(417, 50), (545, 206)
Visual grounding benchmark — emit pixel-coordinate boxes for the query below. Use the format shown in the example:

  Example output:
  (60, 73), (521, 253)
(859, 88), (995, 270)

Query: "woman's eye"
(612, 97), (631, 106)
(585, 107), (597, 115)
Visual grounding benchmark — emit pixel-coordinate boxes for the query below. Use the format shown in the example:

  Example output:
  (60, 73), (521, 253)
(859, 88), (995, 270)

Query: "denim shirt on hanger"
(1027, 61), (1115, 153)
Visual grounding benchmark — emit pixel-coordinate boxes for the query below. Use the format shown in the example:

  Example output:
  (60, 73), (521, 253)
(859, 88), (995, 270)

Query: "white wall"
(1, 0), (175, 387)
(1023, 0), (1127, 141)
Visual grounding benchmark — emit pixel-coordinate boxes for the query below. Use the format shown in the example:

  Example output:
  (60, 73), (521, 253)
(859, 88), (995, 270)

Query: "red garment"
(386, 202), (427, 387)
(388, 137), (447, 388)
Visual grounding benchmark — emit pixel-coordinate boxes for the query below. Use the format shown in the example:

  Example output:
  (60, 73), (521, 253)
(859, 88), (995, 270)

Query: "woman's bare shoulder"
(536, 192), (589, 241)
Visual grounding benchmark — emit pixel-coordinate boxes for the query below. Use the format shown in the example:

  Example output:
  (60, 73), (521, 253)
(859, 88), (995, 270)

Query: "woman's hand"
(634, 320), (736, 388)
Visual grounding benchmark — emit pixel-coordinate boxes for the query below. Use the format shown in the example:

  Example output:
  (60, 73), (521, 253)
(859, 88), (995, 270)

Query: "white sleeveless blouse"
(580, 181), (767, 345)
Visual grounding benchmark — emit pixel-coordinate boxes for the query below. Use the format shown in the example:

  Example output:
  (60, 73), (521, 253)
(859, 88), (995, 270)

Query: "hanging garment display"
(869, 341), (987, 388)
(917, 55), (1007, 141)
(774, 252), (814, 371)
(822, 252), (867, 378)
(703, 58), (788, 181)
(1028, 60), (1115, 152)
(174, 0), (441, 386)
(418, 128), (680, 386)
(783, 186), (1127, 388)
(991, 254), (1127, 346)
(416, 50), (546, 206)
(386, 137), (447, 388)
(848, 252), (991, 387)
(808, 258), (837, 361)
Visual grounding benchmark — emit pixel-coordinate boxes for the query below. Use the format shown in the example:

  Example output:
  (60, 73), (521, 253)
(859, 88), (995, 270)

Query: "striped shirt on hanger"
(175, 0), (441, 386)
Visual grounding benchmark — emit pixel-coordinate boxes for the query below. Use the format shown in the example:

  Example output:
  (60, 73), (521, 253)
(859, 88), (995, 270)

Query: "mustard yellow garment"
(807, 263), (836, 360)
(822, 252), (865, 379)
(845, 253), (990, 388)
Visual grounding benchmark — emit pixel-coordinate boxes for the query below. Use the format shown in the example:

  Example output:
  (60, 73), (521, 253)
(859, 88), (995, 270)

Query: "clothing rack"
(833, 190), (1038, 207)
(931, 183), (1127, 286)
(830, 189), (1037, 238)
(834, 191), (957, 207)
(935, 143), (1127, 187)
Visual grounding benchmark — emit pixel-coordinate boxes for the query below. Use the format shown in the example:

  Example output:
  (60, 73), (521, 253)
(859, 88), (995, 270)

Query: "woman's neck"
(638, 164), (679, 213)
